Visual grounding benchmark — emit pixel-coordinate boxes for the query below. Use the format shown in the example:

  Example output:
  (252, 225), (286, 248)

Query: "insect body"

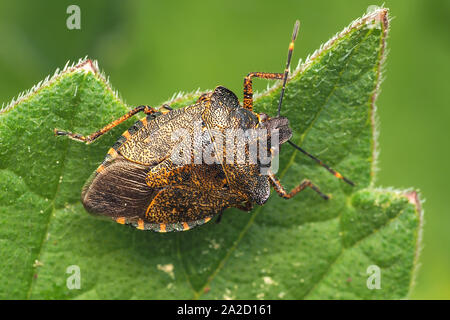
(55, 21), (353, 232)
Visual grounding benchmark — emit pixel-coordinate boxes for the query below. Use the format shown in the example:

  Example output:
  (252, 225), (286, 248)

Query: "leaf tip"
(365, 6), (389, 25)
(75, 58), (100, 75)
(404, 190), (422, 211)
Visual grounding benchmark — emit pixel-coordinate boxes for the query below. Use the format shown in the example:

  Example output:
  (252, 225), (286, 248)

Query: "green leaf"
(0, 8), (423, 299)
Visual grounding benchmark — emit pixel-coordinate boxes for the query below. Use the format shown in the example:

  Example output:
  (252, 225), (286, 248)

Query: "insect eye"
(258, 113), (268, 123)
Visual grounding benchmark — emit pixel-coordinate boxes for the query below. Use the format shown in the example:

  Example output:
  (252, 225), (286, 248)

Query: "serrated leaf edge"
(0, 57), (125, 115)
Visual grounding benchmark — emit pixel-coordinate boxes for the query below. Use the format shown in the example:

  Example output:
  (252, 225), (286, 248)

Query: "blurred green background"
(0, 0), (448, 299)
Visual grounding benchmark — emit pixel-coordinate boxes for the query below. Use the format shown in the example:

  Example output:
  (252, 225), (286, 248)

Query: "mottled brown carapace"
(54, 21), (353, 232)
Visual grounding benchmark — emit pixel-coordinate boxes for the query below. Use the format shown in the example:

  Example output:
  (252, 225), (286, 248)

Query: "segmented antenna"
(276, 21), (354, 187)
(277, 20), (300, 117)
(287, 140), (355, 186)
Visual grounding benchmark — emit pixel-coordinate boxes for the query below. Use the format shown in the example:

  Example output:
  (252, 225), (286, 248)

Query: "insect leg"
(54, 105), (157, 144)
(268, 171), (329, 200)
(243, 20), (300, 112)
(243, 72), (284, 111)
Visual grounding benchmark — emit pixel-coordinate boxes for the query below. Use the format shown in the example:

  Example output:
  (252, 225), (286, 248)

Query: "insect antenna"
(287, 140), (355, 186)
(274, 21), (354, 186)
(277, 20), (300, 117)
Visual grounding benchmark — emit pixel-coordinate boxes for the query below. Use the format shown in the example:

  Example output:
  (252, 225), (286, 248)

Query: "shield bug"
(54, 21), (354, 232)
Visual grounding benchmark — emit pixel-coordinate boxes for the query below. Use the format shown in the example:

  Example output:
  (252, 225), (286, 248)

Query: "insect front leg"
(243, 21), (299, 114)
(243, 72), (284, 111)
(54, 105), (157, 144)
(268, 171), (329, 200)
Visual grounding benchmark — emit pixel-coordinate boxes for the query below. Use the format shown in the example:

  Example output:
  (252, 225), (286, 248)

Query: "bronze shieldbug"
(54, 21), (353, 232)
